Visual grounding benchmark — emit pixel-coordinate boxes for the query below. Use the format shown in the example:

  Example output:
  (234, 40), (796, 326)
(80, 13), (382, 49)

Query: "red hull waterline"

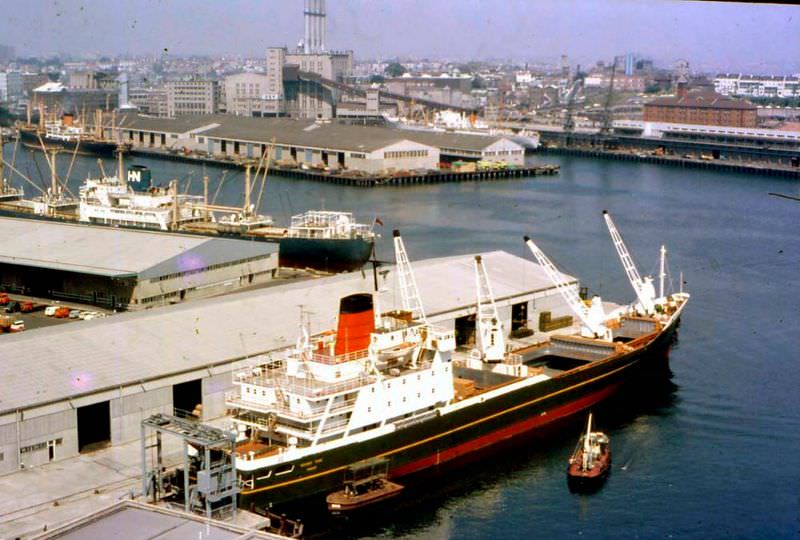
(393, 381), (623, 478)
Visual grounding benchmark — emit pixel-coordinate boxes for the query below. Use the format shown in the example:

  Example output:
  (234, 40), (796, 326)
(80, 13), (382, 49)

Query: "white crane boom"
(602, 210), (655, 314)
(474, 255), (505, 362)
(393, 230), (427, 323)
(524, 236), (609, 339)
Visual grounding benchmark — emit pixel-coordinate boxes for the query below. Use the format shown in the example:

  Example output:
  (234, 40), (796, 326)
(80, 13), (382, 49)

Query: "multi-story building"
(0, 71), (23, 102)
(644, 83), (757, 128)
(32, 82), (118, 115)
(223, 72), (283, 117)
(714, 73), (800, 99)
(165, 78), (220, 117)
(128, 87), (169, 117)
(68, 71), (119, 90)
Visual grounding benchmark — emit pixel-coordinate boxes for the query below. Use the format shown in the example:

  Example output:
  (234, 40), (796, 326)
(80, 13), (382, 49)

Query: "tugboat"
(567, 413), (611, 492)
(326, 457), (404, 514)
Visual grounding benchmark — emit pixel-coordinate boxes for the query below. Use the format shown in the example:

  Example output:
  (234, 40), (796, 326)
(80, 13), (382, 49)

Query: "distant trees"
(384, 62), (407, 77)
(369, 74), (385, 84)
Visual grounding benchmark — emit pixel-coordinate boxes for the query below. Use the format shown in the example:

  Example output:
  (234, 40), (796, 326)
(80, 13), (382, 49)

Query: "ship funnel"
(334, 293), (375, 356)
(127, 165), (152, 191)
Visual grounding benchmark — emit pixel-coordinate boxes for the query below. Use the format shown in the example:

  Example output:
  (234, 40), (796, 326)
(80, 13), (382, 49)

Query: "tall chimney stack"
(303, 0), (327, 54)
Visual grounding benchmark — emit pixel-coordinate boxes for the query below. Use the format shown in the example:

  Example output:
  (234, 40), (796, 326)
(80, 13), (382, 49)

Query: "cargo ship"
(225, 219), (689, 510)
(17, 113), (119, 157)
(0, 145), (375, 272)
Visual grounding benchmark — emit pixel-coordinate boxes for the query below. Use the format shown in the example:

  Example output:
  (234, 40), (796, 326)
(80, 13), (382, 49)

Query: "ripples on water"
(5, 148), (800, 537)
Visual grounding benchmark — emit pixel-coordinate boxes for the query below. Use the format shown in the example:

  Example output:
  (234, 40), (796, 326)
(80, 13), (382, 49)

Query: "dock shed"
(0, 251), (574, 475)
(114, 115), (526, 172)
(0, 217), (278, 310)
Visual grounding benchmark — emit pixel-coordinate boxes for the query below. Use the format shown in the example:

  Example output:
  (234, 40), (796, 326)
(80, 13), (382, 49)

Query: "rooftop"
(0, 217), (277, 278)
(0, 250), (569, 414)
(646, 90), (757, 110)
(118, 114), (515, 153)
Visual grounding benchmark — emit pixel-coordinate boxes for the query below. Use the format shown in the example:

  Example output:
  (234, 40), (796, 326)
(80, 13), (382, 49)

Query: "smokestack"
(303, 0), (326, 54)
(334, 293), (375, 356)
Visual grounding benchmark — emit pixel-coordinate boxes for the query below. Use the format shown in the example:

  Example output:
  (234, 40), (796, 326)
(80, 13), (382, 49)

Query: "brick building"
(644, 83), (757, 128)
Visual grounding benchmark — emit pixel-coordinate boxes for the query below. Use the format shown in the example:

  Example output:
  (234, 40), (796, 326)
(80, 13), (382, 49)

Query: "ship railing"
(236, 372), (375, 399)
(504, 352), (524, 365)
(226, 392), (358, 421)
(284, 348), (370, 366)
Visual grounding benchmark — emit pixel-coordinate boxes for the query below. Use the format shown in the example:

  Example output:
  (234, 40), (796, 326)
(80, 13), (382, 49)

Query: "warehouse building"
(115, 114), (525, 171)
(0, 217), (278, 310)
(644, 81), (757, 128)
(0, 250), (575, 475)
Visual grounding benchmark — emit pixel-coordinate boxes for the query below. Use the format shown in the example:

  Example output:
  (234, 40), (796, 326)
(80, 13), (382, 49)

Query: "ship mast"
(659, 245), (667, 300)
(583, 412), (593, 470)
(524, 235), (610, 340)
(393, 229), (426, 323)
(603, 210), (656, 314)
(474, 255), (505, 363)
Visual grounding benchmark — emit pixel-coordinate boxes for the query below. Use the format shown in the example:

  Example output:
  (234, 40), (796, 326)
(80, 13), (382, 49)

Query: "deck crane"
(602, 211), (656, 315)
(474, 255), (506, 363)
(523, 236), (611, 341)
(393, 229), (427, 323)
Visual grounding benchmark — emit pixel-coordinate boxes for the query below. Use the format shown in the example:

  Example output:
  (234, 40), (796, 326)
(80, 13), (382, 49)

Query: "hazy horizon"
(4, 0), (799, 74)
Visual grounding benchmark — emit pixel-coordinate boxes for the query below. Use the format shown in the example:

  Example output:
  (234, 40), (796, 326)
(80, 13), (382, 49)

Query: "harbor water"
(4, 147), (800, 537)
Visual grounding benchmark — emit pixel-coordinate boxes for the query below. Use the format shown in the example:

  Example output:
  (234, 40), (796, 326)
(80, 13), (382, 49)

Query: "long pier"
(128, 148), (559, 187)
(540, 146), (800, 178)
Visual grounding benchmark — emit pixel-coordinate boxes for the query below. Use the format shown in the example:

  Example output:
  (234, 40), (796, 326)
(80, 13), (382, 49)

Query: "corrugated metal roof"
(0, 251), (569, 414)
(117, 114), (515, 154)
(0, 217), (277, 278)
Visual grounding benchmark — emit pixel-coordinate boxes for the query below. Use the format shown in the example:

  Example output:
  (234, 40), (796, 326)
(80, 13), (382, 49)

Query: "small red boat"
(567, 413), (611, 492)
(326, 458), (404, 514)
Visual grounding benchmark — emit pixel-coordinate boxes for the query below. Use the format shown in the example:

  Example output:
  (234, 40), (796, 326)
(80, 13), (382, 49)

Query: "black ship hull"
(237, 317), (681, 509)
(18, 127), (118, 156)
(0, 205), (374, 273)
(278, 237), (374, 273)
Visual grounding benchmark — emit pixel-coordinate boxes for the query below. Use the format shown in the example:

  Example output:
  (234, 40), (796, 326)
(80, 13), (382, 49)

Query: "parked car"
(54, 306), (71, 318)
(9, 320), (24, 332)
(5, 301), (20, 313)
(44, 306), (58, 317)
(0, 293), (10, 305)
(68, 309), (82, 319)
(20, 301), (34, 313)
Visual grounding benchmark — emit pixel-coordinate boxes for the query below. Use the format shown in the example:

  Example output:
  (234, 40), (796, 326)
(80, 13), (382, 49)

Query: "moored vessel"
(17, 112), (120, 157)
(325, 458), (404, 513)
(223, 218), (689, 510)
(566, 413), (611, 492)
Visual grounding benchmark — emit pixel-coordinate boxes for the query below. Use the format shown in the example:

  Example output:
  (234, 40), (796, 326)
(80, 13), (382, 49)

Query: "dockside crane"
(524, 235), (611, 341)
(393, 229), (427, 323)
(562, 64), (584, 134)
(474, 255), (506, 363)
(602, 210), (656, 315)
(599, 58), (618, 136)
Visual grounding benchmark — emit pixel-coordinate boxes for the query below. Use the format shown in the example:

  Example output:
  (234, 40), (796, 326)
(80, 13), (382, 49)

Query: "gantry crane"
(599, 58), (618, 136)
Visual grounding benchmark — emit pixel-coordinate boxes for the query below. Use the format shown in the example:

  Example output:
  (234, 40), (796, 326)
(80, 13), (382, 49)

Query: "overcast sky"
(5, 0), (799, 73)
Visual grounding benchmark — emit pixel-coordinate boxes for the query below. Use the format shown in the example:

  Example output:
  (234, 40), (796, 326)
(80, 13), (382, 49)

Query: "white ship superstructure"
(79, 169), (205, 231)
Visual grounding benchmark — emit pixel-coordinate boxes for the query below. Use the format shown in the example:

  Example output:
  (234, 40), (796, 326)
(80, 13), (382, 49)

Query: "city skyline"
(3, 0), (800, 74)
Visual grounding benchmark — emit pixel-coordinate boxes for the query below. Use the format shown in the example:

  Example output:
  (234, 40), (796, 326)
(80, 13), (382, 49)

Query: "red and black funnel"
(334, 293), (375, 356)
